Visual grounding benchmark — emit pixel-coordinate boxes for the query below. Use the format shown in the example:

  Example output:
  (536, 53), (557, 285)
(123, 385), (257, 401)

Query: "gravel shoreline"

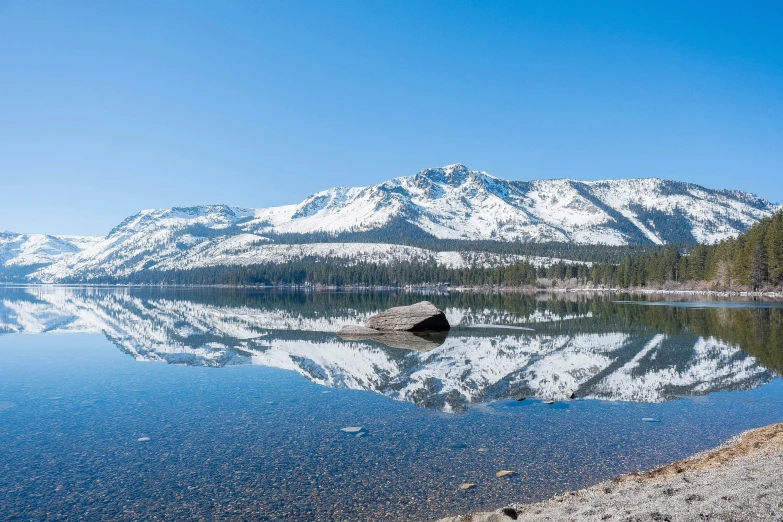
(436, 423), (783, 522)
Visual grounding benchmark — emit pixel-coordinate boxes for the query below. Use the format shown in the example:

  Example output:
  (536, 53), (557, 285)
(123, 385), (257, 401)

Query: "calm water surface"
(1, 287), (782, 521)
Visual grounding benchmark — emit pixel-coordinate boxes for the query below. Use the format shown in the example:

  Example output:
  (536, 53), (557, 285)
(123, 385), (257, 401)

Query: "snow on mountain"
(0, 287), (773, 409)
(245, 164), (777, 244)
(5, 164), (779, 282)
(35, 239), (580, 283)
(34, 205), (263, 282)
(0, 232), (102, 279)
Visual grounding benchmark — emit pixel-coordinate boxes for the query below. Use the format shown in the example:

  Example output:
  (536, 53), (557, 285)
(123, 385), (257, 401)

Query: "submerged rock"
(496, 470), (515, 478)
(365, 301), (450, 332)
(459, 483), (476, 490)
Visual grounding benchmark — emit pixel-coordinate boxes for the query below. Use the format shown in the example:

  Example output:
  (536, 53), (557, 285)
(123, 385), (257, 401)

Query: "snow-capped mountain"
(0, 232), (102, 280)
(248, 164), (777, 245)
(3, 164), (779, 282)
(0, 287), (775, 410)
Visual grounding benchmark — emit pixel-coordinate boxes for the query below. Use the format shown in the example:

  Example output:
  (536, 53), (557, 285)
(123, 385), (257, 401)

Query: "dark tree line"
(591, 210), (783, 290)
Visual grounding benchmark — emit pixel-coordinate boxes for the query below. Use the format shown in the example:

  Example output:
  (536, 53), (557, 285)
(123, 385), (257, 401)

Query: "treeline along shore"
(47, 211), (783, 292)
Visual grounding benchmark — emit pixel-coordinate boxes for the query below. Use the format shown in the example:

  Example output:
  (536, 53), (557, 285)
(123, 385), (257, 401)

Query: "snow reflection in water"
(1, 287), (780, 411)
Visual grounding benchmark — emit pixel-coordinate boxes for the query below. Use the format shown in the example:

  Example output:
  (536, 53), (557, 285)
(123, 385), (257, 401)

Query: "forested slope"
(45, 211), (783, 291)
(599, 210), (783, 290)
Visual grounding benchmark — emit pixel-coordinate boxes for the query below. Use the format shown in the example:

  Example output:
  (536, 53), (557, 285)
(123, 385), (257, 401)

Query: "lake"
(1, 287), (782, 521)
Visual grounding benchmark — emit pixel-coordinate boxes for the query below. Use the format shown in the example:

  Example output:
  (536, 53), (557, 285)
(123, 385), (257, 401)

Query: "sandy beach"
(437, 423), (783, 522)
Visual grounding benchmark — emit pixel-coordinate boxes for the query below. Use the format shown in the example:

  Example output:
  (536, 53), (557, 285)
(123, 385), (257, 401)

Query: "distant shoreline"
(1, 282), (782, 300)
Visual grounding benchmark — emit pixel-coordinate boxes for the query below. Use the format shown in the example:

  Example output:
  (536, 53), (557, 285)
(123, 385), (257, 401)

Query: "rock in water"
(458, 483), (476, 490)
(496, 470), (515, 478)
(337, 325), (380, 336)
(365, 301), (450, 332)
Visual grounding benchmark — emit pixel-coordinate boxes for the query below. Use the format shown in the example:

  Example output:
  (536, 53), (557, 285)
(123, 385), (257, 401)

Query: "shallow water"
(1, 287), (782, 521)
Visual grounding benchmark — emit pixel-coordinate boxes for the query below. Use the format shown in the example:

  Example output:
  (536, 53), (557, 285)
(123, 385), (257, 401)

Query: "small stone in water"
(340, 426), (364, 433)
(459, 483), (476, 490)
(496, 470), (515, 477)
(137, 436), (151, 442)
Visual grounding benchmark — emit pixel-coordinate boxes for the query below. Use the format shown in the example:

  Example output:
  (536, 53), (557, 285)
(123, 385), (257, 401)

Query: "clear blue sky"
(1, 1), (782, 235)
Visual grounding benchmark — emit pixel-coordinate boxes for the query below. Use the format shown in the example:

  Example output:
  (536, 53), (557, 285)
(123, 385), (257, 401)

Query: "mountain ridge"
(1, 164), (779, 282)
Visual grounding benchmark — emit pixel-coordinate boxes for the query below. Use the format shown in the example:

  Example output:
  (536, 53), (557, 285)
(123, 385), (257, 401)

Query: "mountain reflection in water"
(1, 287), (781, 411)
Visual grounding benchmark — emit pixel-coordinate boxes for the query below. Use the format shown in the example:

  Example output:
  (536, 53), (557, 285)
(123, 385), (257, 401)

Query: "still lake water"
(1, 287), (783, 521)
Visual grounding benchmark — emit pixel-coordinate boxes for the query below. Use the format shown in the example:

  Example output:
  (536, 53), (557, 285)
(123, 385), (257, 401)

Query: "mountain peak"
(441, 163), (468, 174)
(412, 163), (476, 186)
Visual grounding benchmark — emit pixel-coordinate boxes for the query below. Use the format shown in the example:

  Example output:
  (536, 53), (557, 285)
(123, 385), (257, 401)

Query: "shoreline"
(1, 282), (782, 299)
(436, 422), (783, 522)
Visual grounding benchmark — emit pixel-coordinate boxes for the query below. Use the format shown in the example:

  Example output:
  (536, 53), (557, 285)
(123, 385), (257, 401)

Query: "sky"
(1, 1), (782, 236)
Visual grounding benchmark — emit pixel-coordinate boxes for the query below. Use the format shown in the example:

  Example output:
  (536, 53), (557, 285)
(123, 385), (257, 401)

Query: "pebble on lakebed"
(340, 426), (368, 437)
(459, 483), (476, 490)
(495, 470), (515, 478)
